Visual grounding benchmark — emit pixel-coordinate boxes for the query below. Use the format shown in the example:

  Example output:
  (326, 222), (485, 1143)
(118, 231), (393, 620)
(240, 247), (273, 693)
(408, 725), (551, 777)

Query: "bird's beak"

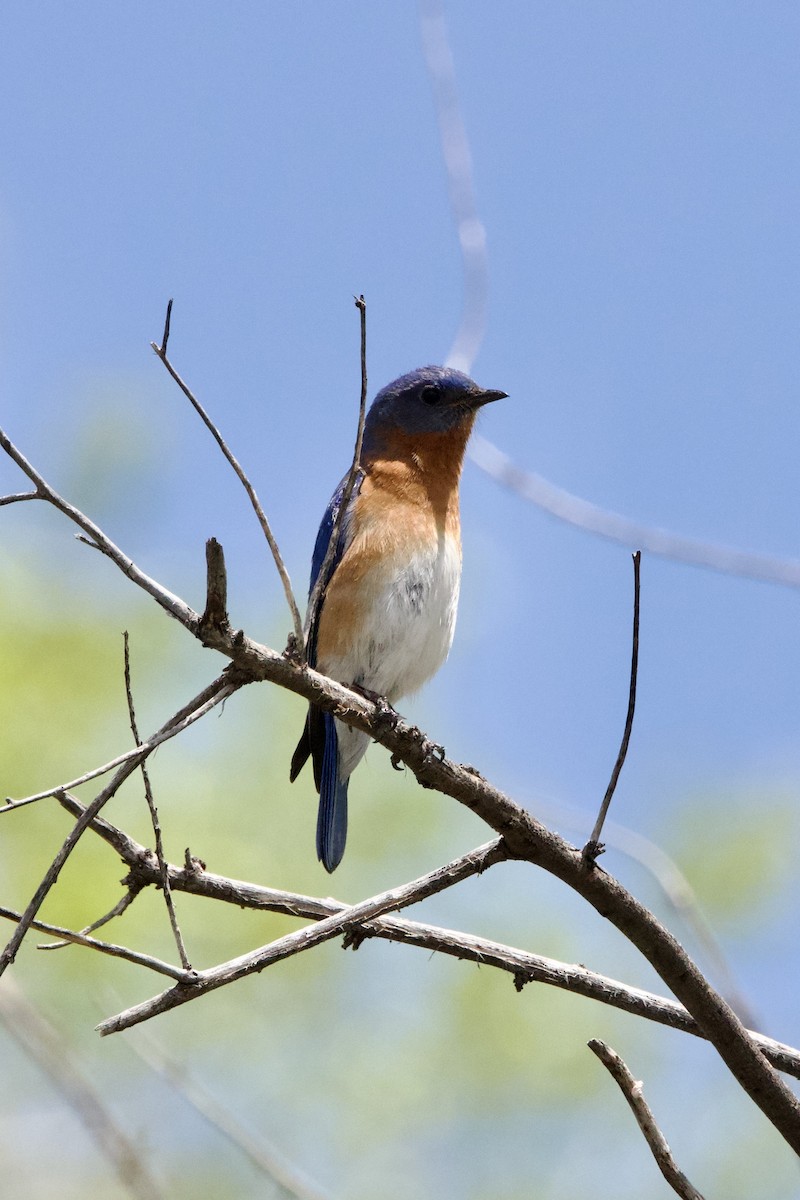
(470, 386), (508, 409)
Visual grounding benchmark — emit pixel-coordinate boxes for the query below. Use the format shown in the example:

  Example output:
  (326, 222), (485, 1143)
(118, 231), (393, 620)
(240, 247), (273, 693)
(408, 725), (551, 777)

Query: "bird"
(290, 365), (507, 872)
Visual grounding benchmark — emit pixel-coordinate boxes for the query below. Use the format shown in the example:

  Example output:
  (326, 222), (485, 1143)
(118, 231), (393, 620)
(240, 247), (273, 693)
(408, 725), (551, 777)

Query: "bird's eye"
(420, 384), (440, 405)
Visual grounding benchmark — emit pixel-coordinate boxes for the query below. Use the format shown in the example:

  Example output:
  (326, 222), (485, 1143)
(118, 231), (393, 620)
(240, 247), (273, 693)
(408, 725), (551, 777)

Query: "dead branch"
(97, 839), (510, 1034)
(151, 299), (304, 647)
(589, 1039), (706, 1199)
(123, 631), (191, 970)
(584, 550), (641, 861)
(55, 793), (800, 1082)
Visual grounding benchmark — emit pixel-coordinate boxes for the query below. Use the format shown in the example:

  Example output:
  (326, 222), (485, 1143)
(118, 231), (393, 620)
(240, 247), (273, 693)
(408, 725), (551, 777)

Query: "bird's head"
(363, 366), (507, 448)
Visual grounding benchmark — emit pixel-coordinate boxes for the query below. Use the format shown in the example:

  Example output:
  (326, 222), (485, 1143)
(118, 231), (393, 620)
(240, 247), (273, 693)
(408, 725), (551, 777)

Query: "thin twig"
(97, 839), (510, 1034)
(0, 426), (199, 625)
(123, 631), (192, 970)
(0, 489), (40, 506)
(584, 551), (641, 861)
(0, 977), (166, 1200)
(302, 294), (369, 654)
(38, 882), (143, 951)
(0, 906), (194, 981)
(0, 673), (240, 976)
(3, 673), (240, 812)
(588, 1040), (706, 1200)
(150, 300), (304, 647)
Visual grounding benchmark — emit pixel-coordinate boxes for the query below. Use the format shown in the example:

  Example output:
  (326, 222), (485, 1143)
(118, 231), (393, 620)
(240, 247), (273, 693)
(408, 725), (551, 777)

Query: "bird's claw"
(421, 737), (446, 765)
(352, 683), (400, 730)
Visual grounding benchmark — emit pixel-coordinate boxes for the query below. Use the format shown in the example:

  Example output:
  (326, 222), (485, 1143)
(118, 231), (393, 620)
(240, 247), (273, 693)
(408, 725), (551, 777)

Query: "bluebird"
(290, 365), (507, 871)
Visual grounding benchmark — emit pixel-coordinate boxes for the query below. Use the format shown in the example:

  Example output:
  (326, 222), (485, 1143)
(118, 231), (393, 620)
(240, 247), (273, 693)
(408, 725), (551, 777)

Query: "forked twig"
(151, 299), (304, 648)
(0, 906), (194, 982)
(123, 632), (192, 971)
(302, 294), (369, 655)
(38, 882), (142, 952)
(97, 838), (510, 1034)
(46, 794), (800, 1082)
(583, 551), (641, 862)
(0, 673), (240, 976)
(3, 673), (240, 812)
(589, 1040), (706, 1200)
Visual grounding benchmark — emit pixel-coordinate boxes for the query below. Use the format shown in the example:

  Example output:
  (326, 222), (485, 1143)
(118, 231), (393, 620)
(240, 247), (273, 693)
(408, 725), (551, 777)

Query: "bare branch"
(0, 489), (40, 506)
(123, 631), (192, 970)
(0, 906), (193, 982)
(61, 610), (799, 1143)
(584, 550), (641, 861)
(302, 294), (369, 655)
(0, 672), (242, 976)
(0, 426), (200, 625)
(0, 977), (167, 1200)
(150, 301), (304, 647)
(589, 1040), (706, 1200)
(200, 536), (229, 632)
(97, 839), (509, 1034)
(56, 792), (800, 1079)
(3, 431), (799, 1144)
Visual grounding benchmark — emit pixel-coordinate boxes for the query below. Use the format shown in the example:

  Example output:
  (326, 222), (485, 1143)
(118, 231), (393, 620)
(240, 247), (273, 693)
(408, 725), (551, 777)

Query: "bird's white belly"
(320, 532), (461, 777)
(333, 532), (460, 698)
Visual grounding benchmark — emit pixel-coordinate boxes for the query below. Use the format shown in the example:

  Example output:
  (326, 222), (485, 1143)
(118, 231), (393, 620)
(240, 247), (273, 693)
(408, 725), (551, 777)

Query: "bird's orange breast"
(315, 421), (472, 668)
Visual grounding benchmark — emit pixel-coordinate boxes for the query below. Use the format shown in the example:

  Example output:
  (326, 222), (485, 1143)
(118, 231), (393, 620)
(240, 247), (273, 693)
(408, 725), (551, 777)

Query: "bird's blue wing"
(290, 469), (364, 872)
(305, 468), (364, 668)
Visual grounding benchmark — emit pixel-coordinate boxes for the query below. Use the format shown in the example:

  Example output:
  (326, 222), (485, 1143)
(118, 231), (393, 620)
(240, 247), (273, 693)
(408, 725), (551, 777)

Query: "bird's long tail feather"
(316, 712), (348, 872)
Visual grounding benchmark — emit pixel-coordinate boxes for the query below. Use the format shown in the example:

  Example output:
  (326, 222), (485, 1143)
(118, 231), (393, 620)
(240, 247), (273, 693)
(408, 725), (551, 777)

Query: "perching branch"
(589, 1039), (706, 1200)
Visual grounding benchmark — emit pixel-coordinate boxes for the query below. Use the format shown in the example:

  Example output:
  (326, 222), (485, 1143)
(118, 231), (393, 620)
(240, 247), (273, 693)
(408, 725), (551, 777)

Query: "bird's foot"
(417, 736), (446, 786)
(351, 683), (400, 729)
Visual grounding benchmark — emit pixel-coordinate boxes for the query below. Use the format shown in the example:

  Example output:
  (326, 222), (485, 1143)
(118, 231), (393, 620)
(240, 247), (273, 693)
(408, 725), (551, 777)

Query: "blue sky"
(2, 4), (800, 1194)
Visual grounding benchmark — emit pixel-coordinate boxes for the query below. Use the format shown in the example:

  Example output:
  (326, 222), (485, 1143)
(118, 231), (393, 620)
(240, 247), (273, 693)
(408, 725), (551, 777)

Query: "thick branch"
(57, 793), (800, 1082)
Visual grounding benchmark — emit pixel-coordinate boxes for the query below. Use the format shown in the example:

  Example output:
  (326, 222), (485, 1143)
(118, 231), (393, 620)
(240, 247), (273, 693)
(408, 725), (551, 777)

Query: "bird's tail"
(316, 711), (348, 872)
